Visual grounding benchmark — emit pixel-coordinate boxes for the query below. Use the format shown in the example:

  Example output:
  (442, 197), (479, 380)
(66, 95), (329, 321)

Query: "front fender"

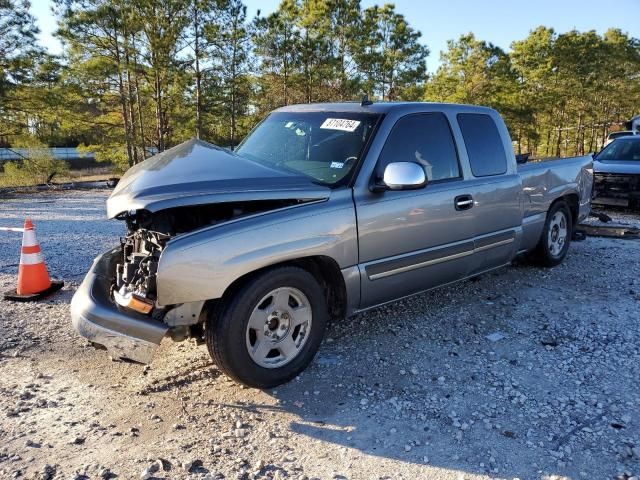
(155, 190), (357, 305)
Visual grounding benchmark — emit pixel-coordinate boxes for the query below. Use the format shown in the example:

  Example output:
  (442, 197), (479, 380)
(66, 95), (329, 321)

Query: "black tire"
(534, 201), (573, 267)
(205, 266), (328, 388)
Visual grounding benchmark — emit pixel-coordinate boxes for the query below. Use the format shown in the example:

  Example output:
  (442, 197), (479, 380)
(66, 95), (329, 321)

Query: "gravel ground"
(0, 190), (639, 480)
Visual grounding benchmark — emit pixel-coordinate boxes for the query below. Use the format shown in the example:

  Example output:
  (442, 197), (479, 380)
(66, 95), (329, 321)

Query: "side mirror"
(374, 162), (427, 191)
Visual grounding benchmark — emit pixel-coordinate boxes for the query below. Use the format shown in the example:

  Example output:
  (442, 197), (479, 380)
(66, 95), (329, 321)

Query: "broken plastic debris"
(485, 332), (506, 342)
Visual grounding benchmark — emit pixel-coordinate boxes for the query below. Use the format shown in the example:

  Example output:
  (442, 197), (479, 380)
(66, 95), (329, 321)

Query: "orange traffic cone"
(4, 219), (63, 301)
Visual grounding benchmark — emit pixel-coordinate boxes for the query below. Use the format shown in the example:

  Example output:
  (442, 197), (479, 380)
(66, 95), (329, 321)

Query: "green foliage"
(207, 0), (254, 144)
(78, 143), (129, 174)
(0, 136), (68, 186)
(354, 4), (428, 100)
(2, 0), (640, 175)
(427, 33), (510, 104)
(253, 0), (303, 107)
(252, 1), (427, 104)
(0, 0), (43, 140)
(429, 29), (640, 157)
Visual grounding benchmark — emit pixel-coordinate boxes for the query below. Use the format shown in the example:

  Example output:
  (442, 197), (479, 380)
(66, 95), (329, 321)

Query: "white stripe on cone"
(22, 229), (38, 247)
(20, 252), (45, 265)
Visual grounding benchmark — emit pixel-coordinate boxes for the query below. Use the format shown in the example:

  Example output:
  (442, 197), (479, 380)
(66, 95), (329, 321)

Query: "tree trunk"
(113, 20), (134, 167)
(154, 67), (165, 152)
(132, 36), (147, 160)
(588, 123), (596, 153)
(119, 88), (133, 167)
(303, 32), (311, 103)
(283, 22), (290, 106)
(339, 53), (345, 100)
(123, 27), (138, 164)
(230, 35), (238, 145)
(600, 103), (610, 148)
(306, 61), (311, 103)
(574, 113), (583, 156)
(283, 49), (289, 106)
(555, 108), (565, 157)
(193, 5), (202, 139)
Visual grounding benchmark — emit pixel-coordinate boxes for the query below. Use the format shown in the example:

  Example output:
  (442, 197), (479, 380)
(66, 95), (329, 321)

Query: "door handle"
(455, 195), (474, 211)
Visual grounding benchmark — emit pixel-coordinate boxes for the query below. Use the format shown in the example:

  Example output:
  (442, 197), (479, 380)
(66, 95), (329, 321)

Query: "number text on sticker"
(320, 118), (361, 132)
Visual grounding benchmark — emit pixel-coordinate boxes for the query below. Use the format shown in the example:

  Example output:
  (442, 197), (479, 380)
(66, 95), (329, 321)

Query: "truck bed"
(518, 155), (593, 220)
(516, 155), (593, 252)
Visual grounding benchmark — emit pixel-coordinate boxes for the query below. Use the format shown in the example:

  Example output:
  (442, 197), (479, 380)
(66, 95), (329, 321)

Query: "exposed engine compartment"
(113, 200), (304, 312)
(114, 229), (168, 310)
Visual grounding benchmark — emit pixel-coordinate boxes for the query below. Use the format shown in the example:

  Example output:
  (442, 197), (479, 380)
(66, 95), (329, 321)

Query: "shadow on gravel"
(138, 363), (222, 395)
(208, 252), (634, 480)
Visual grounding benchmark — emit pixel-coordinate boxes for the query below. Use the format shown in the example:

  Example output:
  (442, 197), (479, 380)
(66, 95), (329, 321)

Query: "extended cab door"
(454, 112), (522, 274)
(354, 112), (477, 308)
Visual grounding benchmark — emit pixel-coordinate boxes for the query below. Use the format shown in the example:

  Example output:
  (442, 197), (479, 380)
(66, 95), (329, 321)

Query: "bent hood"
(594, 160), (640, 176)
(107, 139), (330, 218)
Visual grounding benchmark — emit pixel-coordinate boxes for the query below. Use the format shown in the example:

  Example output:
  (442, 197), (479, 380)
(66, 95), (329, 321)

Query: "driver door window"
(376, 113), (461, 182)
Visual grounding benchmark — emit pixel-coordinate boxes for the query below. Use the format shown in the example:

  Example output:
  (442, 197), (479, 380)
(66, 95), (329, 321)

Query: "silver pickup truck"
(71, 102), (593, 388)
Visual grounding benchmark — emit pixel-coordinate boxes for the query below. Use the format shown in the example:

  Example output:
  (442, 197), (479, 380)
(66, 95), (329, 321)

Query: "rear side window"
(457, 113), (507, 177)
(377, 113), (460, 182)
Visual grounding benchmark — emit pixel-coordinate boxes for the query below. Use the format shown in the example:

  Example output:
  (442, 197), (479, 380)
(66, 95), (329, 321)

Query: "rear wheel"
(534, 201), (572, 267)
(205, 266), (328, 388)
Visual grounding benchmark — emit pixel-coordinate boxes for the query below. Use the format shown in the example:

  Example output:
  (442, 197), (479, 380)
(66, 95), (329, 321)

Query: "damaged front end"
(114, 199), (302, 312)
(70, 246), (169, 364)
(593, 172), (640, 208)
(113, 228), (168, 315)
(71, 199), (315, 364)
(71, 138), (332, 363)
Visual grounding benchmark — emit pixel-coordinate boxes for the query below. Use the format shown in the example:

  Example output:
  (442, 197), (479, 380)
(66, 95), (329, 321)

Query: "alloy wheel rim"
(548, 211), (568, 257)
(245, 287), (312, 369)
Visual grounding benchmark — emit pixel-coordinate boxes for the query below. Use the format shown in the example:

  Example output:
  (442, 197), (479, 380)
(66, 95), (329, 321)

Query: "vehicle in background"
(71, 102), (593, 388)
(593, 136), (640, 209)
(605, 130), (638, 146)
(626, 115), (640, 132)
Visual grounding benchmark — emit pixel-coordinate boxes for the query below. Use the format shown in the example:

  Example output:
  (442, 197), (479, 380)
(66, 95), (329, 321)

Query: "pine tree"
(354, 4), (428, 101)
(208, 0), (252, 144)
(0, 0), (42, 139)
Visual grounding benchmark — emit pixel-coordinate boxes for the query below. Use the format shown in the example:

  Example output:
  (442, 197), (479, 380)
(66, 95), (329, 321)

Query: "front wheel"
(534, 201), (572, 267)
(205, 266), (328, 388)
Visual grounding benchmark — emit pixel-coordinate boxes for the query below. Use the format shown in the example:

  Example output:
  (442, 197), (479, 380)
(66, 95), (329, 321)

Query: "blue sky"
(30, 0), (640, 73)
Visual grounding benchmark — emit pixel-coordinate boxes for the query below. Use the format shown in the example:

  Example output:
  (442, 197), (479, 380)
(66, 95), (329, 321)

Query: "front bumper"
(593, 172), (640, 208)
(70, 247), (168, 364)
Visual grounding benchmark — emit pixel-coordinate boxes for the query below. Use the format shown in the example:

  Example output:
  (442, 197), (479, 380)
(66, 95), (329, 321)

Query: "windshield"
(597, 138), (640, 161)
(236, 111), (380, 186)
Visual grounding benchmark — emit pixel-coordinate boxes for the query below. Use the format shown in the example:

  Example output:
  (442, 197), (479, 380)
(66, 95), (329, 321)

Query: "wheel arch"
(551, 193), (579, 227)
(204, 255), (348, 325)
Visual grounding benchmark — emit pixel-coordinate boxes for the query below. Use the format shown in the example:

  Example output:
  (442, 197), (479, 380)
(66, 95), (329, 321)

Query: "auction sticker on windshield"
(320, 118), (361, 132)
